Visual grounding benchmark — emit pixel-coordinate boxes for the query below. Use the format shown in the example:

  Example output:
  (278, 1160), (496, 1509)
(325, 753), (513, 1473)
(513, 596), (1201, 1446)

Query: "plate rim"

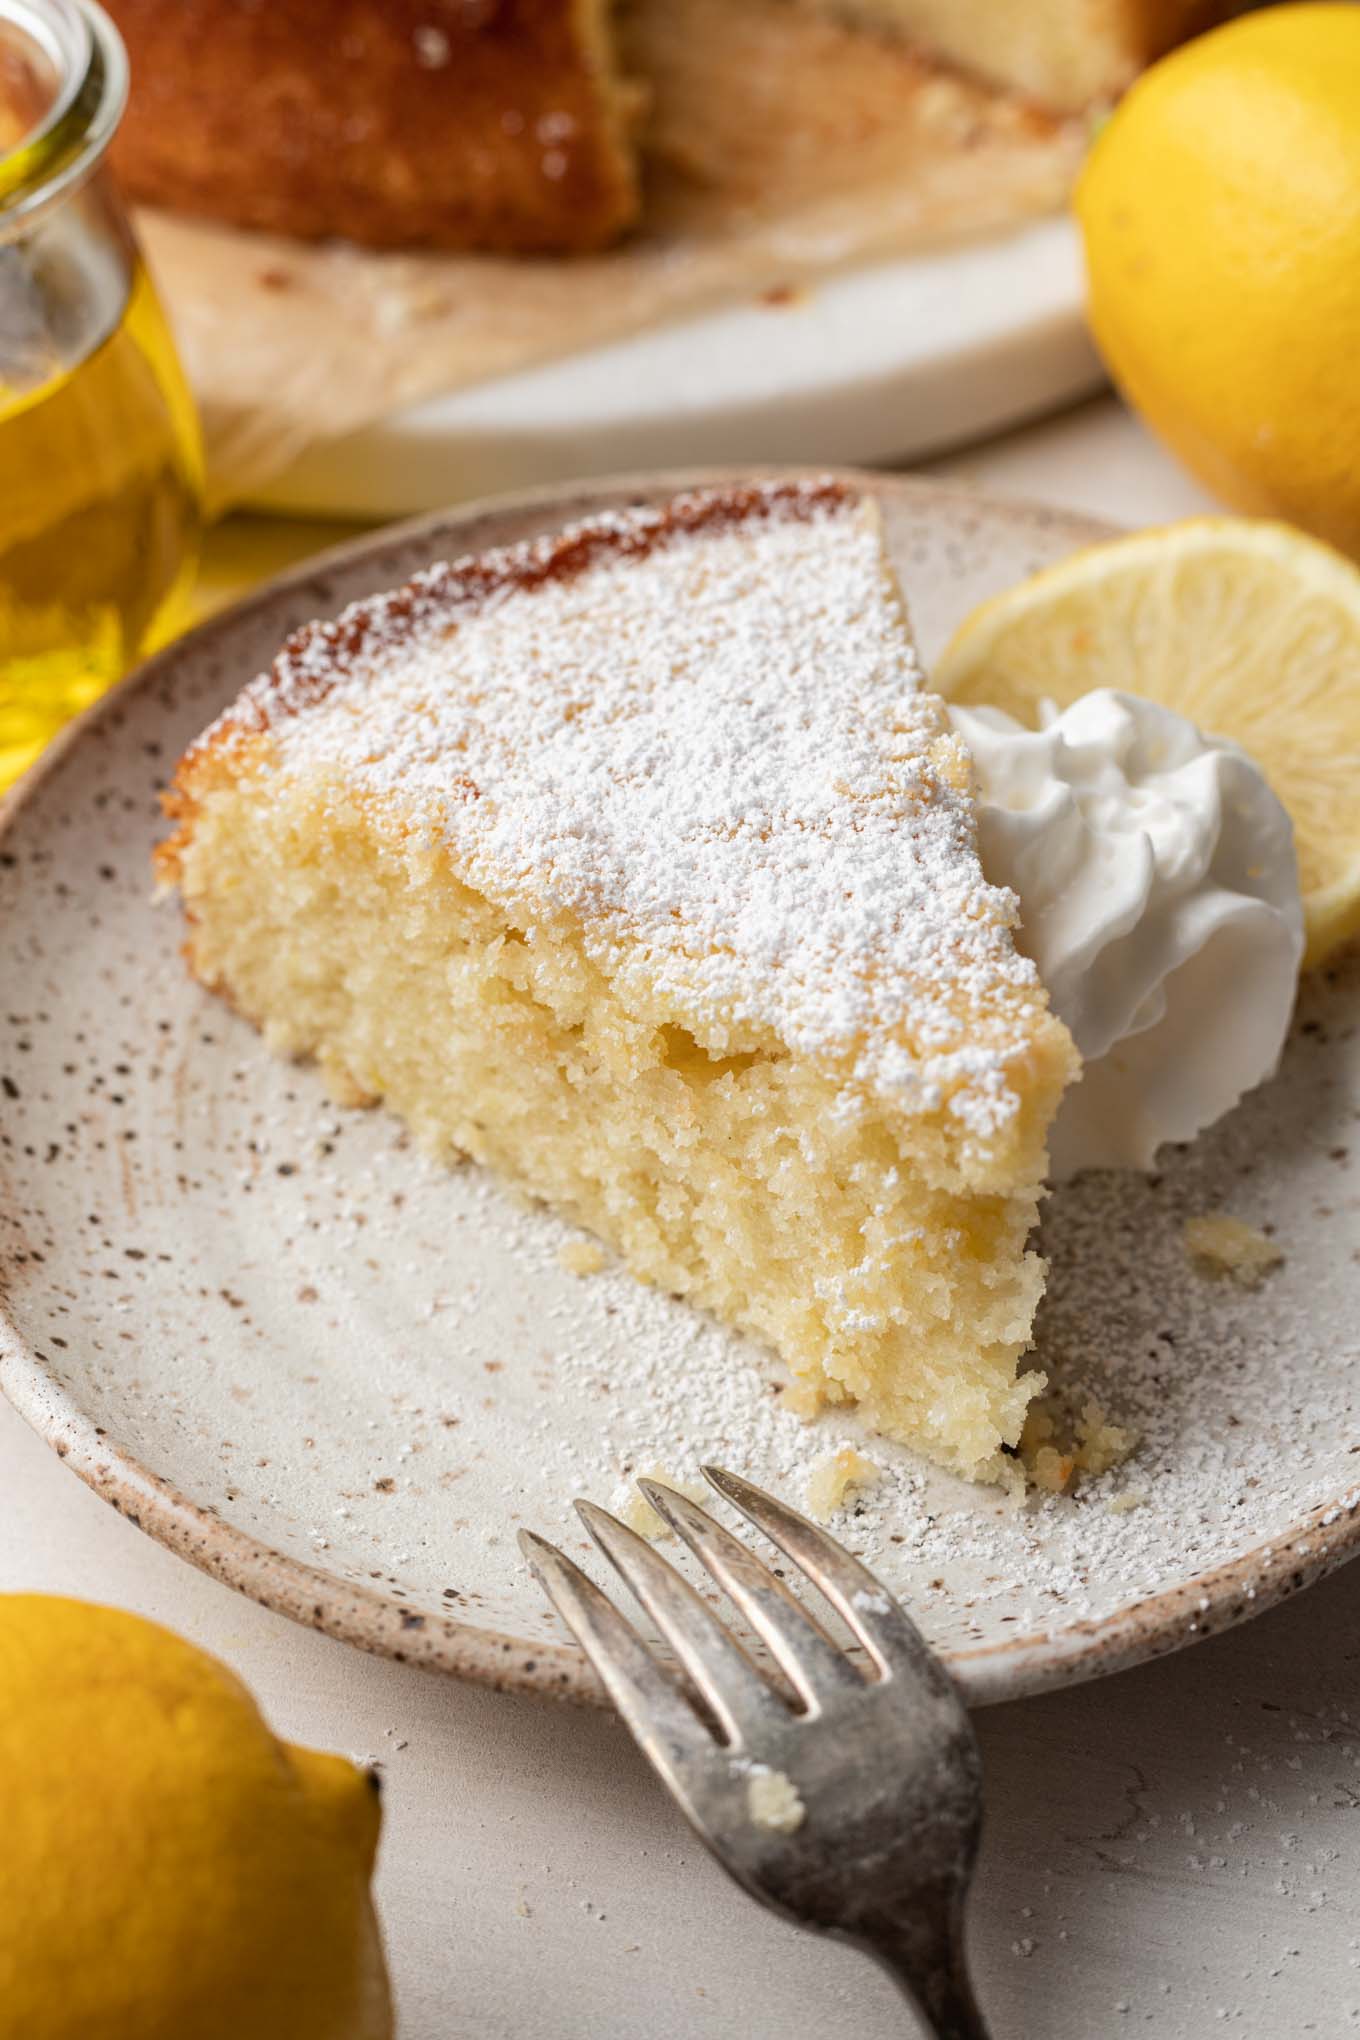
(4, 464), (1359, 1709)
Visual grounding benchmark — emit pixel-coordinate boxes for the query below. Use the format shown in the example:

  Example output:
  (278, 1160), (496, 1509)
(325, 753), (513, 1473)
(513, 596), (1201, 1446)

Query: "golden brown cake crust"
(105, 0), (639, 253)
(161, 480), (855, 798)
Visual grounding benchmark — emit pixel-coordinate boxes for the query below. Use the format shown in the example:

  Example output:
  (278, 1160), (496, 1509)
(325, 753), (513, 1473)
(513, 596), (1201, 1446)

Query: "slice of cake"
(820, 0), (1241, 110)
(105, 0), (1234, 253)
(157, 481), (1078, 1482)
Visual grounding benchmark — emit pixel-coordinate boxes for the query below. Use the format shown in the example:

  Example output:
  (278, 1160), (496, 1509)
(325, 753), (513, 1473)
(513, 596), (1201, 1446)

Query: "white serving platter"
(253, 221), (1104, 518)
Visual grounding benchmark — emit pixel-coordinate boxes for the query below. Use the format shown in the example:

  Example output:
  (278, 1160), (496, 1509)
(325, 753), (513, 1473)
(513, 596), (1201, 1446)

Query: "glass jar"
(0, 0), (202, 790)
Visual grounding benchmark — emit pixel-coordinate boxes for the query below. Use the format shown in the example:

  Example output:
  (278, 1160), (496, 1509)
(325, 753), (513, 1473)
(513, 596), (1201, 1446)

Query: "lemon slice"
(934, 518), (1360, 969)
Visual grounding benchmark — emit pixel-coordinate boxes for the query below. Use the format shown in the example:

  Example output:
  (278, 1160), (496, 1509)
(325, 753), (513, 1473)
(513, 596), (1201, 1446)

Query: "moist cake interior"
(158, 482), (1077, 1483)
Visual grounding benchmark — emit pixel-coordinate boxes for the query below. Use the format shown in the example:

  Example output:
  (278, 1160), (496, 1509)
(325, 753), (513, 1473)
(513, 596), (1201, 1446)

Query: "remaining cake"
(106, 0), (1242, 252)
(105, 0), (642, 253)
(156, 480), (1078, 1482)
(823, 0), (1239, 113)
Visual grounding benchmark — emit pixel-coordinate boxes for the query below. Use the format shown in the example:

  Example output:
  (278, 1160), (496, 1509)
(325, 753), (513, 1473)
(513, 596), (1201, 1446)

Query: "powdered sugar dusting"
(207, 483), (1049, 1136)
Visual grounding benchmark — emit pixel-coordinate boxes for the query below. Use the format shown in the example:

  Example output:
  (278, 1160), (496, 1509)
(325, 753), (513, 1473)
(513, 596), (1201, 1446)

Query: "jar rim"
(0, 0), (127, 226)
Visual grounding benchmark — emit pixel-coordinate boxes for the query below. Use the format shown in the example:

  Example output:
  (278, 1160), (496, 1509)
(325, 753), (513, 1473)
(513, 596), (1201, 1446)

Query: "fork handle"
(862, 1901), (992, 2040)
(877, 1957), (991, 2040)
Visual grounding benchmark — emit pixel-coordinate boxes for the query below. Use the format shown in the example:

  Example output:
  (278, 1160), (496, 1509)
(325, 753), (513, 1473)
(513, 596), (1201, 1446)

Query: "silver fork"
(520, 1465), (990, 2039)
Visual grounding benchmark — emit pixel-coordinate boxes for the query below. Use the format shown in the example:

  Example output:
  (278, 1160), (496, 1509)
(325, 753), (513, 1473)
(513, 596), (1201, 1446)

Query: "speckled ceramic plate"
(3, 471), (1359, 1708)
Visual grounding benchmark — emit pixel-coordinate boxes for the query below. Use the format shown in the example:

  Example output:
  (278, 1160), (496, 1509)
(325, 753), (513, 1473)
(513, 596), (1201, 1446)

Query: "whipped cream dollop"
(948, 689), (1305, 1178)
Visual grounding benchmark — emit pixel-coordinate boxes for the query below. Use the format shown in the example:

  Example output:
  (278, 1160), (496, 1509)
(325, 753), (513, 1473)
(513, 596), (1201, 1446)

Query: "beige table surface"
(8, 396), (1360, 2040)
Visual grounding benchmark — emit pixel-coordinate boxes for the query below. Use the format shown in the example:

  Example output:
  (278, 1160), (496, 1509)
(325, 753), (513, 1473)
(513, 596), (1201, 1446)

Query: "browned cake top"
(221, 480), (854, 737)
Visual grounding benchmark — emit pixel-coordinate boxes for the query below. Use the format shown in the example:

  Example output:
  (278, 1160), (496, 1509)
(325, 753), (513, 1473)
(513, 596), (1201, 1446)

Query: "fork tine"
(700, 1465), (951, 1692)
(575, 1501), (790, 1747)
(636, 1480), (864, 1714)
(517, 1529), (707, 1766)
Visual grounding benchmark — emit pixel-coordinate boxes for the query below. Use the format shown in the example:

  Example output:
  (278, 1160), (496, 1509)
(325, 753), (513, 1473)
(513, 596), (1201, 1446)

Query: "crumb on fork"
(746, 1766), (806, 1835)
(1185, 1214), (1283, 1287)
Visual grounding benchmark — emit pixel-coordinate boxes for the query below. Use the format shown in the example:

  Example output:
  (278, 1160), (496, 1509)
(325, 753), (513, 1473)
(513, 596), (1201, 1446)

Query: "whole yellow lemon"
(1075, 4), (1360, 559)
(0, 1595), (393, 2040)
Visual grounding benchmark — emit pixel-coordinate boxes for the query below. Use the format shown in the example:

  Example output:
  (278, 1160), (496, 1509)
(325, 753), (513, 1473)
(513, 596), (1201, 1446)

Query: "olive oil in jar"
(1, 0), (204, 789)
(1, 253), (203, 788)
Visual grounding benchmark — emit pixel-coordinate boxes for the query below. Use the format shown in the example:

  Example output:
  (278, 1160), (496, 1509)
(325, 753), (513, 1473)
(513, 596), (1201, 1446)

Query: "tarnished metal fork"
(520, 1466), (990, 2039)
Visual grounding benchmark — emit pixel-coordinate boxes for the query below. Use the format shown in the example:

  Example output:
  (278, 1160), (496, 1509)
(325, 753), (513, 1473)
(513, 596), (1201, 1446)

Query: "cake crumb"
(1028, 1442), (1075, 1495)
(318, 1058), (376, 1110)
(1074, 1400), (1136, 1478)
(1107, 1489), (1148, 1516)
(558, 1238), (607, 1278)
(806, 1446), (882, 1522)
(781, 1376), (824, 1422)
(616, 1464), (708, 1540)
(747, 1766), (806, 1835)
(1019, 1398), (1136, 1493)
(1185, 1215), (1283, 1287)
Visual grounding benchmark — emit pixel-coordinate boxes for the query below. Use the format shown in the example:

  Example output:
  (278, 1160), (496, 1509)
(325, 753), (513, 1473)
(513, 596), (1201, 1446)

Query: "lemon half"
(934, 518), (1360, 968)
